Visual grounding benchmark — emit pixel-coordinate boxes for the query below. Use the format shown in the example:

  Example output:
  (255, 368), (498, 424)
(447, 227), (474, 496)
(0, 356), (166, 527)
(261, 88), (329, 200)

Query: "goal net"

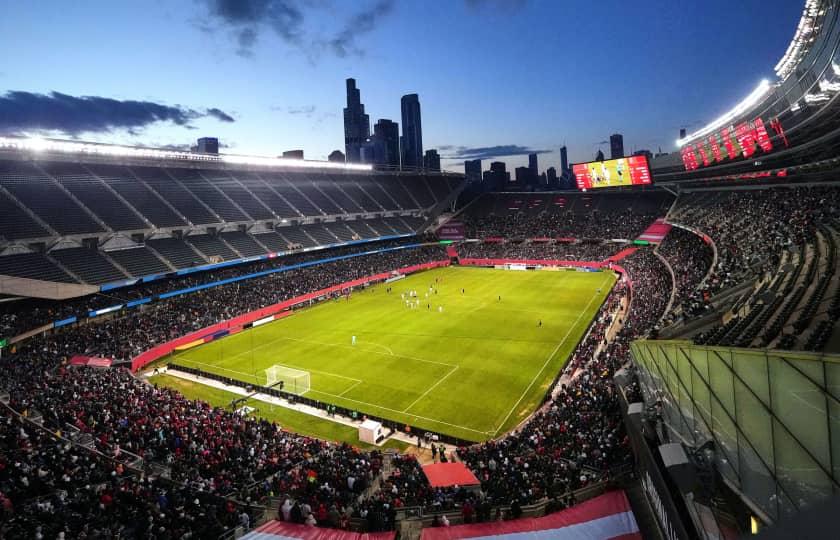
(264, 364), (311, 395)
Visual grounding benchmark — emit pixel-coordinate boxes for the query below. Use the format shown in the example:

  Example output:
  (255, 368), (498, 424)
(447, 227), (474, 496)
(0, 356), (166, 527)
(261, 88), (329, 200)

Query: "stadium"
(2, 1), (840, 539)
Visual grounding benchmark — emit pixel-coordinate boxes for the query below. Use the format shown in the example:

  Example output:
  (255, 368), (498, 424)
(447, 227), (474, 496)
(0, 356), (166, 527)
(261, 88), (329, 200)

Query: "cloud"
(286, 105), (316, 116)
(441, 145), (551, 160)
(329, 0), (395, 58)
(200, 0), (304, 56)
(0, 91), (235, 135)
(206, 107), (235, 122)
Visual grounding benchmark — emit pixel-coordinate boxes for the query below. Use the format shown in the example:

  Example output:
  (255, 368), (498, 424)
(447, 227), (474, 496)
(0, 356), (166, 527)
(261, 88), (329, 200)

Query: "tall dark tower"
(560, 145), (569, 175)
(400, 94), (423, 170)
(610, 133), (624, 160)
(373, 119), (400, 169)
(343, 78), (370, 163)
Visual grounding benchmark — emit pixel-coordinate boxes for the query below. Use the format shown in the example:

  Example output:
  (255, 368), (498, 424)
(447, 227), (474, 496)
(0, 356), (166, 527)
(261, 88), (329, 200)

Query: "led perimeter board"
(572, 155), (653, 190)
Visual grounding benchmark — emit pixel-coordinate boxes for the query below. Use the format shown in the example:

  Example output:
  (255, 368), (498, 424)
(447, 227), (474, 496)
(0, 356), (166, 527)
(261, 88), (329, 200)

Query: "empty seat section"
(399, 216), (426, 231)
(366, 218), (400, 236)
(202, 171), (273, 221)
(297, 180), (342, 214)
(220, 231), (267, 257)
(301, 224), (339, 245)
(0, 160), (103, 235)
(185, 234), (238, 260)
(89, 165), (186, 228)
(427, 175), (454, 202)
(147, 238), (206, 268)
(106, 247), (172, 277)
(50, 248), (127, 284)
(133, 167), (217, 225)
(235, 172), (300, 218)
(383, 217), (413, 234)
(42, 162), (146, 231)
(261, 173), (322, 217)
(345, 220), (380, 239)
(167, 169), (247, 222)
(324, 223), (356, 242)
(0, 253), (76, 283)
(378, 176), (417, 209)
(398, 176), (436, 208)
(358, 177), (400, 210)
(276, 227), (318, 248)
(319, 174), (370, 213)
(252, 232), (292, 251)
(0, 190), (49, 240)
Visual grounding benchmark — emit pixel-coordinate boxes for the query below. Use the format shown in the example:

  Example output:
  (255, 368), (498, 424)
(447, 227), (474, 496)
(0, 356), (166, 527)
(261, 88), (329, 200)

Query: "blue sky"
(0, 0), (803, 173)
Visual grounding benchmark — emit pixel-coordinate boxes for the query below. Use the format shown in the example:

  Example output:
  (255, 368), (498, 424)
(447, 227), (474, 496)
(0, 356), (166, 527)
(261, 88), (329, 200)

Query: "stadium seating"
(87, 164), (188, 228)
(0, 190), (49, 240)
(105, 246), (173, 276)
(166, 167), (249, 222)
(147, 237), (207, 268)
(185, 233), (239, 261)
(0, 160), (104, 235)
(49, 247), (128, 284)
(131, 165), (219, 225)
(231, 170), (301, 219)
(0, 252), (76, 283)
(220, 230), (270, 257)
(41, 161), (147, 231)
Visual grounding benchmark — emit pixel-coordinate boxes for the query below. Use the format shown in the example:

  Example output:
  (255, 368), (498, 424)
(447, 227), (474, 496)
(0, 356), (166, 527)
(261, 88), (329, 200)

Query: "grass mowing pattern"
(164, 266), (615, 442)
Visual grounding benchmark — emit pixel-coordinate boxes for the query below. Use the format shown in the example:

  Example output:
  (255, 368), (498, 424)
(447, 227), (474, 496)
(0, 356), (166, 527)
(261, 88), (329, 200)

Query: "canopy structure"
(421, 462), (480, 489)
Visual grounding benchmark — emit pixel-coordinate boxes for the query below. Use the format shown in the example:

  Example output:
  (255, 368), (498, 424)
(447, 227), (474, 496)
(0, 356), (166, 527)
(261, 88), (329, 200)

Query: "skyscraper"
(464, 159), (482, 183)
(400, 94), (423, 170)
(595, 149), (605, 161)
(546, 167), (558, 188)
(528, 153), (538, 178)
(610, 133), (624, 159)
(343, 78), (370, 163)
(196, 137), (219, 154)
(423, 149), (441, 171)
(373, 119), (400, 169)
(560, 145), (569, 175)
(483, 161), (509, 191)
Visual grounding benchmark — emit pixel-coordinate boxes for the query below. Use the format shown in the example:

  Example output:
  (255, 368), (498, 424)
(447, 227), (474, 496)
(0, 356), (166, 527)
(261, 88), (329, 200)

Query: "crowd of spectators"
(464, 209), (657, 241)
(656, 227), (714, 324)
(457, 241), (626, 262)
(0, 238), (423, 339)
(0, 407), (248, 539)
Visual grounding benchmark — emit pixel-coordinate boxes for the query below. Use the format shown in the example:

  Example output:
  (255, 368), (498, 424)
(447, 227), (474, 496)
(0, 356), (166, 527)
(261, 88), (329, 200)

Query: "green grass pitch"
(162, 266), (616, 442)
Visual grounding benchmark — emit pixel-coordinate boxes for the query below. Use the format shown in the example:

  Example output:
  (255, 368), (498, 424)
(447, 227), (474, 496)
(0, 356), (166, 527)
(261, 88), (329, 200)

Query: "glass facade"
(631, 340), (840, 523)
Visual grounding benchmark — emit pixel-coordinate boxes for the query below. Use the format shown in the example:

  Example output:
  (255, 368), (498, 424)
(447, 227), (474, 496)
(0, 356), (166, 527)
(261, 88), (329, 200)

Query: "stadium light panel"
(0, 136), (373, 172)
(676, 80), (772, 147)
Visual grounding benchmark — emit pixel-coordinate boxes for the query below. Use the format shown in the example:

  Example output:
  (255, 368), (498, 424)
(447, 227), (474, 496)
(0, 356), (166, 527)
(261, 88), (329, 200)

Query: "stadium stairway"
(606, 246), (639, 262)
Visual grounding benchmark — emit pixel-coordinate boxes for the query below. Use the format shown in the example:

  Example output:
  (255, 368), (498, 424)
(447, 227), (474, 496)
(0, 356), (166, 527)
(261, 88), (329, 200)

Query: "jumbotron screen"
(572, 156), (653, 190)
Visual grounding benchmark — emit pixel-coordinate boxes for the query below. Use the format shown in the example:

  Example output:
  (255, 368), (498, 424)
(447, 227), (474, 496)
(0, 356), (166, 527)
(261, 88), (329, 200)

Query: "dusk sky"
(0, 0), (804, 173)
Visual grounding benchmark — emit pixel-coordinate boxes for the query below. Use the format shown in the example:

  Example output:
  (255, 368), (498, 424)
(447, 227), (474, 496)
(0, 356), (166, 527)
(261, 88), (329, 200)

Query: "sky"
(0, 0), (804, 174)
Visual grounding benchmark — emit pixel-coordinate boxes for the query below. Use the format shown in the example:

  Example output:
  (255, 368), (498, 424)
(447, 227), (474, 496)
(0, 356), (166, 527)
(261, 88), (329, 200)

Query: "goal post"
(264, 365), (311, 395)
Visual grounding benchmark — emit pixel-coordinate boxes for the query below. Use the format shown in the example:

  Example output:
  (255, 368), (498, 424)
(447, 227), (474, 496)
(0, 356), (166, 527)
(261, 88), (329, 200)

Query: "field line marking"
(401, 365), (459, 413)
(277, 335), (457, 369)
(492, 274), (613, 436)
(175, 357), (362, 383)
(338, 379), (363, 397)
(305, 387), (488, 436)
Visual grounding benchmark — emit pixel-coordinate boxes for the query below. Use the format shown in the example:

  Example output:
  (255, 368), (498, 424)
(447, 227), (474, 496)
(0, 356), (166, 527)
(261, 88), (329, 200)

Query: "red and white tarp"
(421, 491), (640, 540)
(242, 521), (395, 540)
(422, 462), (481, 488)
(68, 355), (113, 368)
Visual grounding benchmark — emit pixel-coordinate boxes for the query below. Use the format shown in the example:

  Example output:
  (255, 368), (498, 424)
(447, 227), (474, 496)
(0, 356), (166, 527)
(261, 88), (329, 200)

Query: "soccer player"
(538, 319), (542, 327)
(352, 335), (356, 345)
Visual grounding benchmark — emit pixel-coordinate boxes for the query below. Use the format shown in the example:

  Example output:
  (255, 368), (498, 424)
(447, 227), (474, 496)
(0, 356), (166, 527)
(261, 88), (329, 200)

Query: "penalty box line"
(492, 273), (614, 436)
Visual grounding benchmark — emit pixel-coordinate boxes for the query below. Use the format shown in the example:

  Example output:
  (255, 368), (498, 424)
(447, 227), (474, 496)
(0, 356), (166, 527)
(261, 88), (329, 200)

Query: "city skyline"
(0, 1), (803, 174)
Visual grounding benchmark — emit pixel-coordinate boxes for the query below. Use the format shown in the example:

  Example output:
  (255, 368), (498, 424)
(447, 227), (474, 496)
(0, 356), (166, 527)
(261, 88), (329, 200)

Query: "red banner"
(130, 261), (450, 372)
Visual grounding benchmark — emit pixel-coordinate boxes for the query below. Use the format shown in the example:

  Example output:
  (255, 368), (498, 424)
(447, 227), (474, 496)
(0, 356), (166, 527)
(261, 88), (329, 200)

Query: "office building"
(464, 159), (482, 183)
(372, 119), (400, 169)
(610, 133), (624, 159)
(400, 94), (423, 170)
(282, 150), (304, 159)
(328, 150), (345, 163)
(483, 161), (510, 191)
(424, 149), (441, 171)
(528, 153), (538, 178)
(343, 78), (370, 163)
(560, 145), (569, 175)
(546, 166), (558, 188)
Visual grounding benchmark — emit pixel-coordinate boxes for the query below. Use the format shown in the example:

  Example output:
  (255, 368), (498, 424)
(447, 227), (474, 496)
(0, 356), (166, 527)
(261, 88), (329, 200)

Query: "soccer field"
(164, 266), (616, 442)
